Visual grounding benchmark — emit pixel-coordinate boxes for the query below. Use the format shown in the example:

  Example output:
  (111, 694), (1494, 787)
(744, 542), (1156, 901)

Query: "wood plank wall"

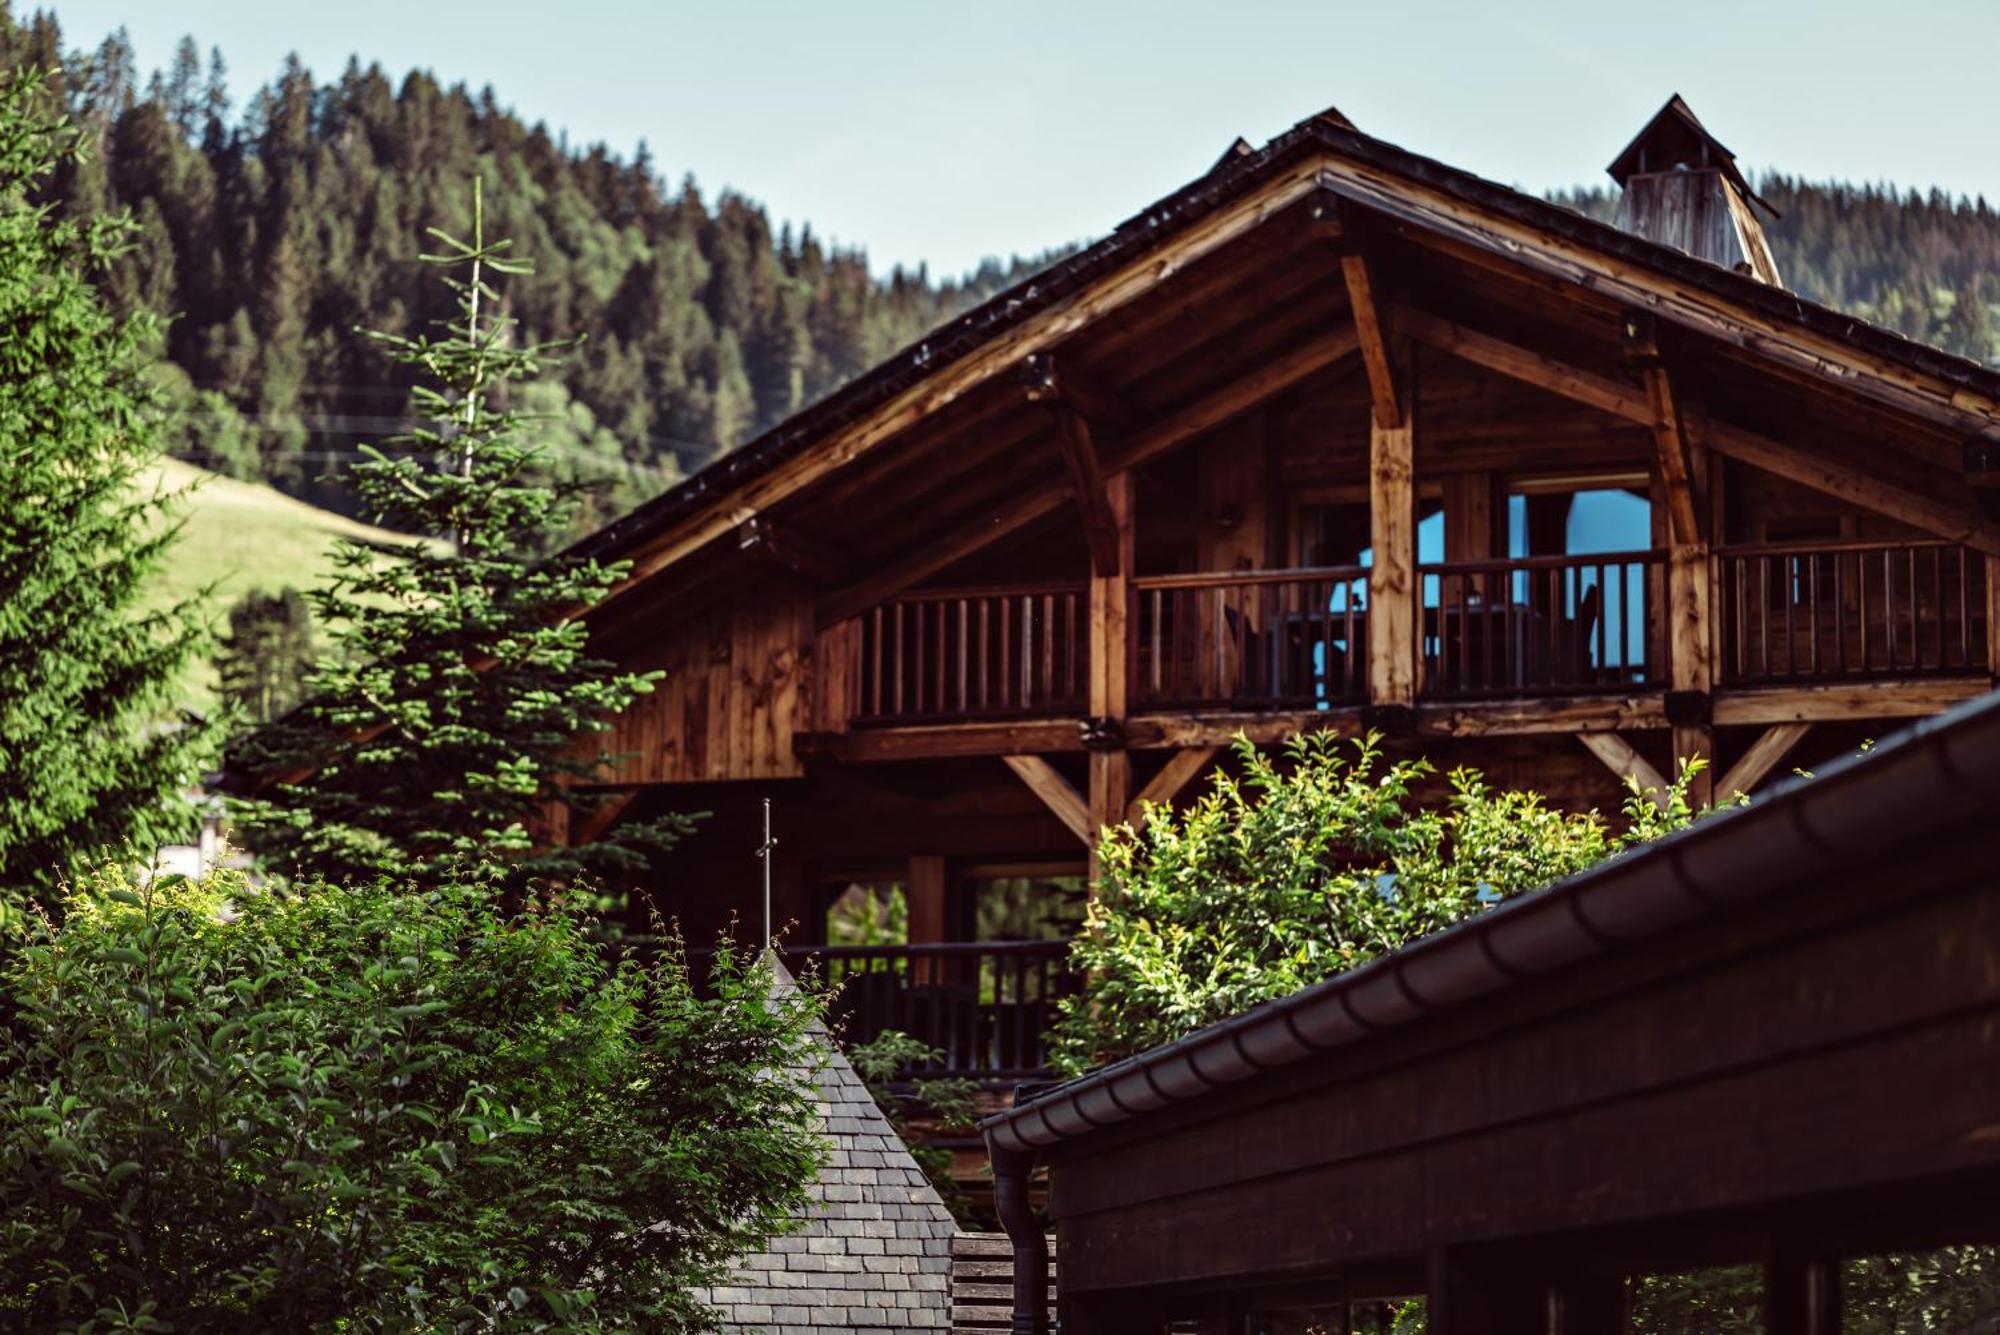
(592, 585), (813, 784)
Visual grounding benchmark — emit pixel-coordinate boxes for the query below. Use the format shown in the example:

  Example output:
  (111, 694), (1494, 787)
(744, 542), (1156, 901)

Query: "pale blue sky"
(39, 0), (2000, 279)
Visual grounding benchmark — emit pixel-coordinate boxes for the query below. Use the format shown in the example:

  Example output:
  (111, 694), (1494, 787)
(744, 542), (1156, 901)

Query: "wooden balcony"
(811, 542), (1996, 761)
(1419, 550), (1665, 700)
(1720, 539), (1991, 685)
(781, 940), (1078, 1083)
(1132, 566), (1371, 711)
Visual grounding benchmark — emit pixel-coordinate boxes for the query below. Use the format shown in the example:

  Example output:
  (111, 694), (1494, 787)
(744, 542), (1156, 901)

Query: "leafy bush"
(1051, 732), (1702, 1074)
(0, 866), (826, 1332)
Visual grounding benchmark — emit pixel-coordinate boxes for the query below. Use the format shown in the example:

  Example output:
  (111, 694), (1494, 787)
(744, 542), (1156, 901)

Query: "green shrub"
(1051, 732), (1702, 1074)
(0, 866), (826, 1332)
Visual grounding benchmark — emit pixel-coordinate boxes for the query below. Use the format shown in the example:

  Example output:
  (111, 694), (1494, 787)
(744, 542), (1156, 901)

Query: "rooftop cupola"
(1609, 94), (1783, 286)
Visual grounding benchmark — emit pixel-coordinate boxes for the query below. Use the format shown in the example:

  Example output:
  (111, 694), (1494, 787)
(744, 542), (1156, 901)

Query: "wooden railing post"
(1668, 539), (1716, 806)
(1988, 553), (2000, 681)
(1367, 343), (1417, 716)
(1086, 472), (1134, 883)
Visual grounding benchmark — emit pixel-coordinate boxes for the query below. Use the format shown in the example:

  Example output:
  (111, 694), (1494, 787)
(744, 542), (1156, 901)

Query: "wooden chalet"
(978, 689), (2000, 1334)
(563, 96), (2000, 1091)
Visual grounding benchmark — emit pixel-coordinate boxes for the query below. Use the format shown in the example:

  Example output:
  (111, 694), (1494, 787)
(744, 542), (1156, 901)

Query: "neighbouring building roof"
(704, 972), (958, 1332)
(981, 687), (2000, 1155)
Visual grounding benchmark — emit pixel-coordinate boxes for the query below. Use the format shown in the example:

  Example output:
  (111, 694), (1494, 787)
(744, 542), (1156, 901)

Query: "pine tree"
(215, 587), (316, 724)
(232, 179), (695, 892)
(0, 67), (210, 918)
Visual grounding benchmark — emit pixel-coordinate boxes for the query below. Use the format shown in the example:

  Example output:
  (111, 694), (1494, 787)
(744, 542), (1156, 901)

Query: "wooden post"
(1087, 472), (1135, 883)
(1669, 541), (1715, 807)
(1628, 315), (1717, 808)
(1443, 470), (1497, 562)
(1368, 344), (1417, 710)
(906, 853), (947, 983)
(1987, 553), (2000, 680)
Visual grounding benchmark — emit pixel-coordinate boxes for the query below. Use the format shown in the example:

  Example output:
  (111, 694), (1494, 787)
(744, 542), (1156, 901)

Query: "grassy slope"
(141, 459), (424, 712)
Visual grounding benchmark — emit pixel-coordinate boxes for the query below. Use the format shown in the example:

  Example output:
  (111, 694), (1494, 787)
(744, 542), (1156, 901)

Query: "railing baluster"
(1883, 550), (1897, 672)
(956, 599), (968, 713)
(892, 602), (905, 716)
(1065, 592), (1079, 705)
(1957, 549), (1971, 669)
(1834, 552), (1847, 675)
(1048, 587), (1064, 703)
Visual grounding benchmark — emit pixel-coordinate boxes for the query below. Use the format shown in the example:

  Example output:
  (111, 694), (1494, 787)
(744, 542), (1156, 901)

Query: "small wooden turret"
(1609, 94), (1782, 286)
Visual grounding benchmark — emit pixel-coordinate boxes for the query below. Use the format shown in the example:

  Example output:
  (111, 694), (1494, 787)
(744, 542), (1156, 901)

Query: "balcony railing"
(1133, 566), (1371, 711)
(1720, 540), (1991, 684)
(783, 940), (1078, 1082)
(853, 582), (1087, 725)
(836, 543), (1988, 728)
(1419, 550), (1664, 699)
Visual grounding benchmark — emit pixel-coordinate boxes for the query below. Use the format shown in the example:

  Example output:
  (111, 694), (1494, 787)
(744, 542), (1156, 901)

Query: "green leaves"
(0, 864), (826, 1331)
(1051, 732), (1709, 1074)
(0, 66), (212, 923)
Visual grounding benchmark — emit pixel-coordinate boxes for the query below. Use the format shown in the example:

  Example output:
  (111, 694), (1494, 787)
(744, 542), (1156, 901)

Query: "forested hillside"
(9, 8), (1998, 536)
(0, 9), (1059, 527)
(1557, 180), (1999, 362)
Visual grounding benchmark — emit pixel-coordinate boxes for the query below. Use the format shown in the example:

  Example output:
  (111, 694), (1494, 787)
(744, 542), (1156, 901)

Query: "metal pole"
(758, 798), (776, 949)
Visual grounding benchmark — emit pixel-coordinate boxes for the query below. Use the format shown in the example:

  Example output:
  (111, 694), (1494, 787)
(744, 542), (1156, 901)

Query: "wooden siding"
(594, 585), (812, 784)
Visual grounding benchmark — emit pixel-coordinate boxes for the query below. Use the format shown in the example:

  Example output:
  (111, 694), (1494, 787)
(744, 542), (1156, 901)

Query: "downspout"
(989, 1141), (1048, 1335)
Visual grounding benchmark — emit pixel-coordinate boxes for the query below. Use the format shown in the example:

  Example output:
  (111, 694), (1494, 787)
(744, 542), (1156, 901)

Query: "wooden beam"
(1002, 754), (1093, 845)
(1341, 249), (1401, 430)
(1322, 163), (2000, 437)
(1717, 722), (1813, 798)
(1711, 679), (1991, 726)
(816, 324), (1360, 626)
(1022, 350), (1133, 432)
(1023, 353), (1123, 577)
(1398, 305), (2000, 556)
(1088, 471), (1136, 877)
(1368, 341), (1417, 707)
(1626, 312), (1704, 548)
(1127, 746), (1222, 826)
(1441, 471), (1497, 561)
(1577, 731), (1669, 808)
(1416, 693), (1670, 737)
(735, 515), (849, 586)
(1127, 711), (1359, 751)
(1055, 404), (1122, 577)
(1089, 473), (1134, 720)
(601, 162), (1332, 610)
(795, 718), (1084, 763)
(1988, 554), (2000, 677)
(1644, 370), (1701, 545)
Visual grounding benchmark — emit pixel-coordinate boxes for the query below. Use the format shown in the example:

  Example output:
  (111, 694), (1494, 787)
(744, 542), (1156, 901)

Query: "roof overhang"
(568, 114), (2000, 618)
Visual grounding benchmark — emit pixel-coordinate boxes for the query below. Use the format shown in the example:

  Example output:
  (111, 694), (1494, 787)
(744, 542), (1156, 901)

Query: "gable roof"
(567, 105), (2000, 595)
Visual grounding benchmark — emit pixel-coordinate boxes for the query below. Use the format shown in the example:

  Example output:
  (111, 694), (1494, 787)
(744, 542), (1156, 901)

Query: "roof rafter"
(1396, 305), (2000, 555)
(815, 322), (1360, 625)
(1023, 352), (1126, 577)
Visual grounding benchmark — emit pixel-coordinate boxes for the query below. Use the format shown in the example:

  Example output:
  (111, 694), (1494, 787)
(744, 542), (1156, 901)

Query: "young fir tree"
(0, 67), (210, 920)
(232, 180), (693, 891)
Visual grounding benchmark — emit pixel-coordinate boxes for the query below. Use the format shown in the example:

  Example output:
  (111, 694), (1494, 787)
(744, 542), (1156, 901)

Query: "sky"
(38, 0), (2000, 280)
